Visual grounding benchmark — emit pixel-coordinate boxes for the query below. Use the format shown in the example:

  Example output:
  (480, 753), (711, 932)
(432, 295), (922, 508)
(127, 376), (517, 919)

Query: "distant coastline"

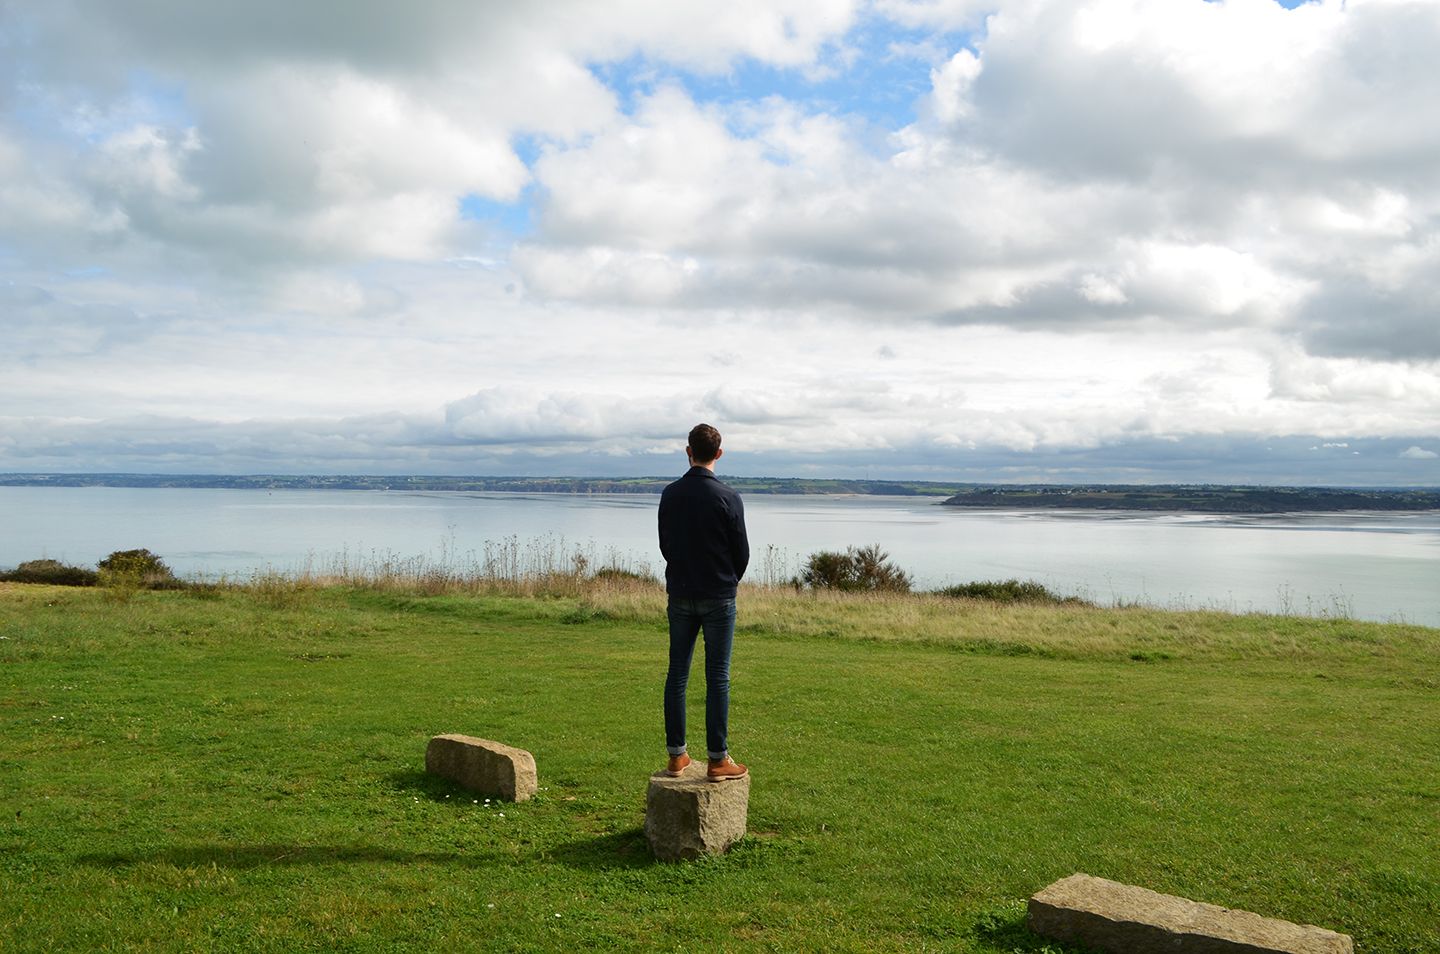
(0, 472), (958, 496)
(2, 473), (1438, 512)
(939, 485), (1440, 513)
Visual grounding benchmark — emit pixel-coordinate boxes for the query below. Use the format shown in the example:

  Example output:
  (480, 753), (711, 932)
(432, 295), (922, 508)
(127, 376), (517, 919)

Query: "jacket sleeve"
(729, 496), (750, 581)
(658, 494), (673, 563)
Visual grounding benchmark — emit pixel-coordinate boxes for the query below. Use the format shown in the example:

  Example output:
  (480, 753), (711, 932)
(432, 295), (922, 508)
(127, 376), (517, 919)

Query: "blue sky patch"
(460, 193), (533, 236)
(590, 19), (977, 133)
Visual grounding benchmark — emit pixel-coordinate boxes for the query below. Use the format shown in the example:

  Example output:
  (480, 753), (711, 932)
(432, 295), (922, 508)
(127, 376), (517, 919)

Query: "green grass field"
(2, 581), (1437, 952)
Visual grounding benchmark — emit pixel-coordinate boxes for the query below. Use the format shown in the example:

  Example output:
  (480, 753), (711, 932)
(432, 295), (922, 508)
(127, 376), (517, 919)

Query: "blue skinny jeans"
(663, 596), (736, 760)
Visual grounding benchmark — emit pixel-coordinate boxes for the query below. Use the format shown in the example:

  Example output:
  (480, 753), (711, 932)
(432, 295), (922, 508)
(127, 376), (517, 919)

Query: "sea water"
(1, 486), (1436, 626)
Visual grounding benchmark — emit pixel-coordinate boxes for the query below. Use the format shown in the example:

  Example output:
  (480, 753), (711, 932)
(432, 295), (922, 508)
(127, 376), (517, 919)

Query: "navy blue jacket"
(658, 466), (750, 599)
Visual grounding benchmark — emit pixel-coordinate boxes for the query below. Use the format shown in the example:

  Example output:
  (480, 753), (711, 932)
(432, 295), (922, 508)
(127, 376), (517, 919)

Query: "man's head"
(687, 423), (723, 467)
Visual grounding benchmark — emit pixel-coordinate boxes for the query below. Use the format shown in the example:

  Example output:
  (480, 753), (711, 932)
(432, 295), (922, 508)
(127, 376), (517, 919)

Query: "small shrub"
(849, 544), (911, 592)
(97, 549), (177, 590)
(936, 579), (1088, 606)
(0, 558), (99, 587)
(798, 550), (859, 590)
(796, 545), (911, 593)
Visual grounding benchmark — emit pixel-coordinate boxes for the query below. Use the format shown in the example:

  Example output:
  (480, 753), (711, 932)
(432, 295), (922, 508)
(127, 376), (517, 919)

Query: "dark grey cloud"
(725, 434), (1440, 488)
(1298, 276), (1440, 362)
(0, 283), (163, 361)
(12, 1), (856, 81)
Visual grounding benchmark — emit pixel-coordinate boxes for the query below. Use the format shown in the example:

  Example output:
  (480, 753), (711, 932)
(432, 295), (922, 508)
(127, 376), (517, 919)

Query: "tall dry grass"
(212, 534), (1440, 664)
(235, 534), (658, 601)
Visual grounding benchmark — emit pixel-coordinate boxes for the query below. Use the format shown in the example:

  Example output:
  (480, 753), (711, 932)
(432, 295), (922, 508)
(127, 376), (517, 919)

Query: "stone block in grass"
(425, 734), (537, 802)
(644, 761), (749, 862)
(1028, 873), (1353, 954)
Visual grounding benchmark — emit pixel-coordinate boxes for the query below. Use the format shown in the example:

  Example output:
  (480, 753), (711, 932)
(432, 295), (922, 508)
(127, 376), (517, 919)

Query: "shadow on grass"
(546, 827), (653, 871)
(968, 902), (1091, 954)
(387, 768), (467, 802)
(78, 843), (504, 869)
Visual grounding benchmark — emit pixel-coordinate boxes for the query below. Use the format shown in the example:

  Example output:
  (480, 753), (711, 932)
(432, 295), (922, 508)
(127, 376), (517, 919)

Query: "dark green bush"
(935, 579), (1089, 606)
(796, 550), (857, 590)
(97, 549), (178, 589)
(0, 558), (99, 586)
(796, 545), (911, 593)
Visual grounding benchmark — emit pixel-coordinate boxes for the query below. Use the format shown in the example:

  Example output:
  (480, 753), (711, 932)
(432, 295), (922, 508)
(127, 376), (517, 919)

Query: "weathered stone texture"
(644, 761), (749, 862)
(1028, 873), (1354, 954)
(425, 734), (537, 802)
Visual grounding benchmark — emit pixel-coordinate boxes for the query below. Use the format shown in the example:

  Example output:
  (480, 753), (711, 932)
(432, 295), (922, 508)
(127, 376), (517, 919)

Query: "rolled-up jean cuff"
(708, 751), (726, 761)
(667, 745), (687, 756)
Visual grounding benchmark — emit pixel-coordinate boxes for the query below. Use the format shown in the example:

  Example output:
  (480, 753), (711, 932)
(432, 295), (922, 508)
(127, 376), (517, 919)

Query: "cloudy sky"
(2, 0), (1438, 484)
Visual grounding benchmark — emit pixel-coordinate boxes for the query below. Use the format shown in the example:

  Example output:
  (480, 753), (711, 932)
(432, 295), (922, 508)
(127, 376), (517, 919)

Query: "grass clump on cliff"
(0, 558), (98, 587)
(936, 579), (1089, 606)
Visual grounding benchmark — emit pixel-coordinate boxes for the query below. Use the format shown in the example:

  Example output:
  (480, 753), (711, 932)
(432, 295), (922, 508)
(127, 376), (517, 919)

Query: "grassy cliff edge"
(2, 580), (1436, 952)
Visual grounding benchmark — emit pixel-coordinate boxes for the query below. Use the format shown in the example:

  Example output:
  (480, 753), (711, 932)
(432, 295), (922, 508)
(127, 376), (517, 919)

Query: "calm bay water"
(2, 486), (1437, 626)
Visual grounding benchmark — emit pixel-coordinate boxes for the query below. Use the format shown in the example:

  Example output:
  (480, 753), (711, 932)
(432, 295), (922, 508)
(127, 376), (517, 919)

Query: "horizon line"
(2, 472), (1437, 492)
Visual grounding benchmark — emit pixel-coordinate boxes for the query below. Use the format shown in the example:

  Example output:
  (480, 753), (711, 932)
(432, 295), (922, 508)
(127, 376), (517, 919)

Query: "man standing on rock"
(658, 423), (750, 782)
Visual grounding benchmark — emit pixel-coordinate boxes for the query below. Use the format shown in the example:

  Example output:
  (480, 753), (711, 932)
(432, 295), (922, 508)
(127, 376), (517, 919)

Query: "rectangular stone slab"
(644, 761), (749, 862)
(425, 734), (537, 802)
(1028, 873), (1353, 954)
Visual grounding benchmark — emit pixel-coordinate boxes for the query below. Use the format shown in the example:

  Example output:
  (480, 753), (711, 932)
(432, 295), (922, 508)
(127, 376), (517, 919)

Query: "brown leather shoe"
(707, 756), (748, 782)
(665, 753), (692, 777)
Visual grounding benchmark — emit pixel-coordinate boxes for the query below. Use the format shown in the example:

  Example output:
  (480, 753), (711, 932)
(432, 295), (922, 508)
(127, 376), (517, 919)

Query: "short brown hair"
(688, 423), (722, 463)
